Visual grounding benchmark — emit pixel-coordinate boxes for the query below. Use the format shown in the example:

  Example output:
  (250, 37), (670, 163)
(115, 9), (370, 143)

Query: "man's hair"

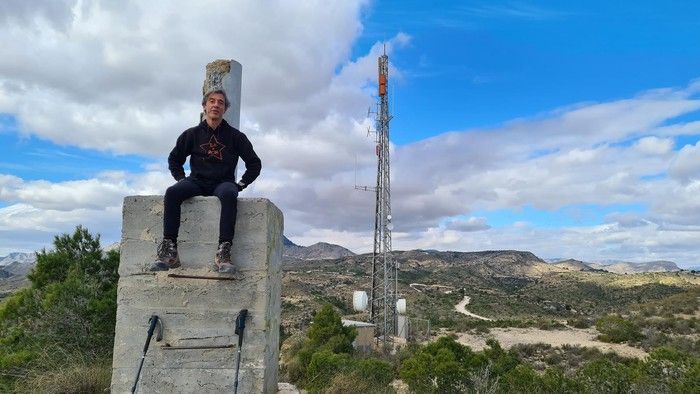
(202, 89), (231, 110)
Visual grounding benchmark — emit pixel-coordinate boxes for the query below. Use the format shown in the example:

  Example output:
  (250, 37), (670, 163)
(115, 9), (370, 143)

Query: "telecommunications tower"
(358, 49), (397, 344)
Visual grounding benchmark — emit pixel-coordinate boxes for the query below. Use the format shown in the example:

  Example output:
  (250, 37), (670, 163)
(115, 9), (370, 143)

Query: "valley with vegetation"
(280, 240), (700, 392)
(0, 228), (698, 392)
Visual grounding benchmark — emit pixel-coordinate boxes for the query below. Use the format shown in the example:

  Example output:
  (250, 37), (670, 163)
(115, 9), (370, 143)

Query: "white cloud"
(0, 0), (76, 31)
(1, 1), (700, 267)
(0, 203), (123, 255)
(445, 217), (491, 232)
(0, 170), (172, 210)
(647, 179), (700, 226)
(634, 136), (674, 156)
(0, 0), (372, 156)
(669, 142), (700, 183)
(0, 170), (171, 255)
(604, 212), (648, 228)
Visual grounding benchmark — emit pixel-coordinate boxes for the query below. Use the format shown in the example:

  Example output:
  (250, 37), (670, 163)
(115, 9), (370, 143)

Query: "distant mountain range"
(282, 240), (687, 274)
(551, 259), (601, 272)
(0, 240), (690, 283)
(0, 252), (35, 266)
(589, 260), (681, 274)
(548, 258), (682, 274)
(283, 236), (356, 261)
(0, 252), (36, 278)
(0, 236), (353, 280)
(392, 249), (562, 277)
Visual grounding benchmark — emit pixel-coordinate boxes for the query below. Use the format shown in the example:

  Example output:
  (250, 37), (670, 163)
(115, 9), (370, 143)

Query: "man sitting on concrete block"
(151, 89), (262, 273)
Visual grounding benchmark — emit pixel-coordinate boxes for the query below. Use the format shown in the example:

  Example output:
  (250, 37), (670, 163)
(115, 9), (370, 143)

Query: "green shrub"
(642, 347), (700, 392)
(401, 348), (467, 393)
(576, 358), (640, 393)
(537, 319), (566, 330)
(326, 357), (395, 394)
(0, 226), (119, 391)
(540, 368), (585, 393)
(287, 304), (358, 389)
(306, 304), (356, 353)
(354, 357), (394, 387)
(475, 325), (491, 334)
(483, 339), (519, 376)
(673, 361), (700, 393)
(399, 336), (507, 393)
(509, 343), (551, 359)
(596, 315), (643, 343)
(306, 350), (353, 392)
(396, 334), (700, 394)
(567, 317), (594, 329)
(500, 364), (547, 393)
(543, 351), (565, 366)
(400, 337), (472, 393)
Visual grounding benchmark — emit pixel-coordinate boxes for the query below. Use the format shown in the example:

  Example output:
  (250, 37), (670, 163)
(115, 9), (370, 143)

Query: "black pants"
(163, 178), (239, 243)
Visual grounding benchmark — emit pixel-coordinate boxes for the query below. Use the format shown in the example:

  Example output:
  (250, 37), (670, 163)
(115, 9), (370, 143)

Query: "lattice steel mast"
(369, 50), (397, 344)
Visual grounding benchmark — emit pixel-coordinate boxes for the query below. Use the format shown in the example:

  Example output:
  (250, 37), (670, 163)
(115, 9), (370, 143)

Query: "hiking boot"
(150, 239), (181, 271)
(215, 241), (237, 273)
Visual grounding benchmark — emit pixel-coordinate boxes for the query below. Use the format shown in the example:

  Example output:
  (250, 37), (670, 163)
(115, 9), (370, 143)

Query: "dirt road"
(454, 296), (493, 321)
(452, 295), (646, 358)
(456, 327), (648, 358)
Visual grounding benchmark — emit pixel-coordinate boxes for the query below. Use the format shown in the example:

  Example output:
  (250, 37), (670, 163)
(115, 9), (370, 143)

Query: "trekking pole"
(131, 315), (163, 394)
(233, 309), (249, 394)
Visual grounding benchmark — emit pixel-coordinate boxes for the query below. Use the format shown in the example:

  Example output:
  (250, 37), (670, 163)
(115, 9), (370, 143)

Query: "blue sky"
(357, 1), (700, 143)
(357, 0), (700, 242)
(1, 1), (700, 266)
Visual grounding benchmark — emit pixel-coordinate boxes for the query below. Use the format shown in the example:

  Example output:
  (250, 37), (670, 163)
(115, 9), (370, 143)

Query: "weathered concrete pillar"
(203, 59), (242, 129)
(110, 196), (283, 393)
(202, 59), (243, 180)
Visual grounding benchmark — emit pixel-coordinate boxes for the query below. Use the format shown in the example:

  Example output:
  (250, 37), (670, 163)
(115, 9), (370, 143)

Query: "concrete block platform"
(111, 196), (283, 393)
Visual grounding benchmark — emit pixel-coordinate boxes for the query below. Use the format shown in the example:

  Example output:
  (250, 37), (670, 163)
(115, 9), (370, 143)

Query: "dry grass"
(14, 360), (111, 394)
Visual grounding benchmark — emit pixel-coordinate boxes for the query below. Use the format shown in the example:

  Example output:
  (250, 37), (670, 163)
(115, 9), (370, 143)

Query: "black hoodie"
(168, 119), (261, 185)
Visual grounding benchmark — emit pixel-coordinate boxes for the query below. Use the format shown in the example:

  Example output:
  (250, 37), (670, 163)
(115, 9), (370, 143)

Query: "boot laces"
(158, 239), (177, 259)
(217, 242), (232, 261)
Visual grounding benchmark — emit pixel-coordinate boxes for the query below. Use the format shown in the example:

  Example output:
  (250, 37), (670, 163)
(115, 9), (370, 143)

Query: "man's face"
(204, 93), (227, 120)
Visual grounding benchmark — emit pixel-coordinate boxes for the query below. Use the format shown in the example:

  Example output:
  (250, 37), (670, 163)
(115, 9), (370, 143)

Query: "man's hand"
(236, 181), (246, 191)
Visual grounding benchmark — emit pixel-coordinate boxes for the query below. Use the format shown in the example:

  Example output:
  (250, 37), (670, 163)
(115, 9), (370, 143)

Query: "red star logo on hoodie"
(200, 135), (226, 160)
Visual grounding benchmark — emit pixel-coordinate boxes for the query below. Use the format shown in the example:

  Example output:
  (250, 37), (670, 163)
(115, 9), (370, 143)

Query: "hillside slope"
(283, 236), (356, 261)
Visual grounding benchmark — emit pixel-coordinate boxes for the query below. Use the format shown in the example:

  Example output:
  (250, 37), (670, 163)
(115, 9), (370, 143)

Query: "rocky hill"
(551, 259), (597, 272)
(547, 258), (681, 274)
(0, 252), (35, 266)
(588, 260), (680, 274)
(0, 252), (36, 278)
(0, 252), (35, 300)
(280, 248), (699, 336)
(283, 236), (356, 261)
(280, 248), (578, 331)
(392, 249), (565, 277)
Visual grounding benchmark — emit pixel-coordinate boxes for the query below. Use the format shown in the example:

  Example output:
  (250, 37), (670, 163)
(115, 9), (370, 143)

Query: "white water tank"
(396, 298), (407, 315)
(353, 291), (368, 312)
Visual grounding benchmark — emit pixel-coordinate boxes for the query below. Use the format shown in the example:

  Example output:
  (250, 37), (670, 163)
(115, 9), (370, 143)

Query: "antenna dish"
(353, 291), (368, 312)
(396, 298), (407, 315)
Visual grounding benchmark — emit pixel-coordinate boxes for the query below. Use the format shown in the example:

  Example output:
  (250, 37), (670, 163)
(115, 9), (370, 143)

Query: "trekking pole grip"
(144, 315), (159, 352)
(235, 309), (248, 333)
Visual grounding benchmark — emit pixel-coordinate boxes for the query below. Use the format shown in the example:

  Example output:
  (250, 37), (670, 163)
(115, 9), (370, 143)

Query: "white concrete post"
(202, 59), (243, 179)
(110, 197), (283, 393)
(203, 59), (242, 129)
